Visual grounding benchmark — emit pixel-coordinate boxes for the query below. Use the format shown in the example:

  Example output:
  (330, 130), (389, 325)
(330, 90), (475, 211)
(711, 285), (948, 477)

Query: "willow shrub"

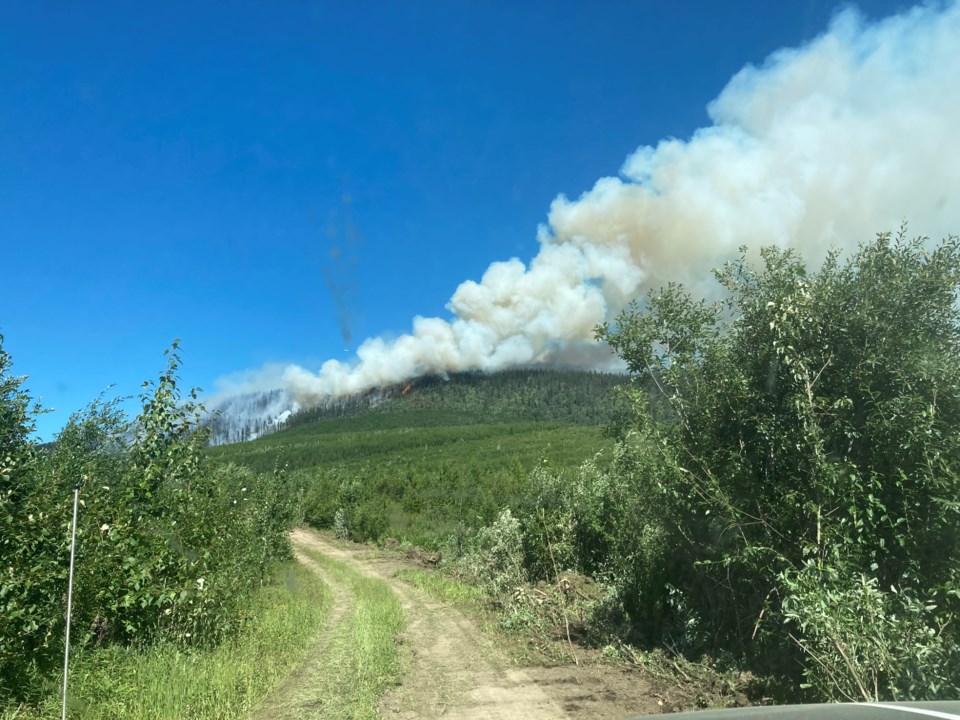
(571, 229), (960, 699)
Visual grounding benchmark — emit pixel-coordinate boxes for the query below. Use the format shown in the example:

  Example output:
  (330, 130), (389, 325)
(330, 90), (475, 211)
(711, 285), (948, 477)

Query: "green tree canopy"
(594, 228), (960, 699)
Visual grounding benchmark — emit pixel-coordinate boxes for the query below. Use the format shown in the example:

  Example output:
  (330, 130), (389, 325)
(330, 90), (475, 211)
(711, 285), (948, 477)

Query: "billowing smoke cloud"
(216, 2), (960, 418)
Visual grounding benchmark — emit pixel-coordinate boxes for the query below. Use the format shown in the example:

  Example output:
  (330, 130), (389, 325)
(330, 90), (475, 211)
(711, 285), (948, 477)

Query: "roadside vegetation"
(0, 341), (307, 716)
(6, 562), (330, 720)
(584, 229), (960, 701)
(394, 567), (486, 608)
(464, 230), (960, 702)
(237, 229), (960, 704)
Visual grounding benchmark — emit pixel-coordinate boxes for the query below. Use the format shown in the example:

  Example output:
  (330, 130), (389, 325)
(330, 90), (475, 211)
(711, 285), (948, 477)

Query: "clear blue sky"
(1, 0), (912, 440)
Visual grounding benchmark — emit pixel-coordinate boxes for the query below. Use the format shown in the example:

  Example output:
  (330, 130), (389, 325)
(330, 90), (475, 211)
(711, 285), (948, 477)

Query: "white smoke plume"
(217, 2), (960, 417)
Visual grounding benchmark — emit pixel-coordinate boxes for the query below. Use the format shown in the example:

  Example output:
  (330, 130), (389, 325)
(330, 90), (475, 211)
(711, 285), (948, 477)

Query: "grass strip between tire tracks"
(293, 547), (405, 720)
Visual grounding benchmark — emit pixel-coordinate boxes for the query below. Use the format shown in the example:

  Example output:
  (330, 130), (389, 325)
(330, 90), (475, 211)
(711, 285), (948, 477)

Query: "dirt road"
(254, 539), (356, 720)
(288, 528), (664, 720)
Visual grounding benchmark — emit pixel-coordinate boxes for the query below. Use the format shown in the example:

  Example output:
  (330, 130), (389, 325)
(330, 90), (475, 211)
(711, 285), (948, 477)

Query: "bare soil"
(289, 528), (672, 719)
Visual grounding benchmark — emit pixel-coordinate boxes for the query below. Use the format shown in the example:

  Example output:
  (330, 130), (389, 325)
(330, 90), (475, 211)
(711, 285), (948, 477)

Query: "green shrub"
(781, 561), (960, 701)
(594, 229), (960, 698)
(445, 509), (527, 601)
(301, 469), (340, 529)
(518, 444), (681, 645)
(0, 340), (301, 704)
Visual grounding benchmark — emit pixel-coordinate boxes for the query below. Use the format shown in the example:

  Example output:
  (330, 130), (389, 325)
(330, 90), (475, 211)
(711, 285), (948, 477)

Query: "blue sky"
(0, 0), (919, 439)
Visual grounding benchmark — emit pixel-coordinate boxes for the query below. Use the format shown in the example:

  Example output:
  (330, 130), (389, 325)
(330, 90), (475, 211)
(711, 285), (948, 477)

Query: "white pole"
(61, 482), (80, 720)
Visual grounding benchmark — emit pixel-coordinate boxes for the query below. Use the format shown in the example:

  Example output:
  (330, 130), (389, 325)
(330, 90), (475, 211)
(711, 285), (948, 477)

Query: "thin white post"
(61, 482), (80, 720)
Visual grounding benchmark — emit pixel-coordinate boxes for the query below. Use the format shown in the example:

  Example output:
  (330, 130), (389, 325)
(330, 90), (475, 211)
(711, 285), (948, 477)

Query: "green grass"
(4, 562), (330, 720)
(395, 567), (486, 606)
(293, 549), (405, 719)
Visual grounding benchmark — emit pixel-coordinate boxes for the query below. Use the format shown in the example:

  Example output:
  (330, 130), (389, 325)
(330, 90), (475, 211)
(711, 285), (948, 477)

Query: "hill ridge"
(208, 367), (626, 446)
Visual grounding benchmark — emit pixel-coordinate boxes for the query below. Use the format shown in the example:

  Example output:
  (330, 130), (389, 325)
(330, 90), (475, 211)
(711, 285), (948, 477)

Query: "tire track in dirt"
(292, 528), (574, 720)
(254, 545), (354, 720)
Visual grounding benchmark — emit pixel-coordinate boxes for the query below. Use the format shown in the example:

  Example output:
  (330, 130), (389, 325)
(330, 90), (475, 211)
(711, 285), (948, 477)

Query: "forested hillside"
(207, 370), (622, 548)
(288, 368), (627, 426)
(207, 368), (626, 444)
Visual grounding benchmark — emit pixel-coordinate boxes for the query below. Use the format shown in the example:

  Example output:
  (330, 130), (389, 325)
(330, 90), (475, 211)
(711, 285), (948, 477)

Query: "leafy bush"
(0, 333), (69, 697)
(518, 444), (682, 644)
(301, 469), (340, 529)
(302, 469), (389, 544)
(781, 561), (960, 701)
(0, 340), (301, 703)
(592, 229), (960, 698)
(444, 509), (527, 601)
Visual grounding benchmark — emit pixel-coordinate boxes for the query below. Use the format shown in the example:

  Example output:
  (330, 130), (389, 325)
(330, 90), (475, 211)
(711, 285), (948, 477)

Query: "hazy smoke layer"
(219, 2), (960, 415)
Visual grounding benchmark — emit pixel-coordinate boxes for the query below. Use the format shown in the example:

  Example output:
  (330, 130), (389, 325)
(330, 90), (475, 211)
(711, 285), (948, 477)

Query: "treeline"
(207, 368), (627, 446)
(0, 341), (301, 705)
(288, 368), (627, 429)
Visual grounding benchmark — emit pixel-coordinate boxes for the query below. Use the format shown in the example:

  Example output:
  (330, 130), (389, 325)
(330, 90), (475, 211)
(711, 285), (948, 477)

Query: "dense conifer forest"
(207, 368), (627, 445)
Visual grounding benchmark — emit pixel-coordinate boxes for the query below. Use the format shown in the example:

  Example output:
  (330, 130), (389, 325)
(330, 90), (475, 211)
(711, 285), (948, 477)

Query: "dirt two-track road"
(269, 528), (666, 720)
(261, 529), (960, 720)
